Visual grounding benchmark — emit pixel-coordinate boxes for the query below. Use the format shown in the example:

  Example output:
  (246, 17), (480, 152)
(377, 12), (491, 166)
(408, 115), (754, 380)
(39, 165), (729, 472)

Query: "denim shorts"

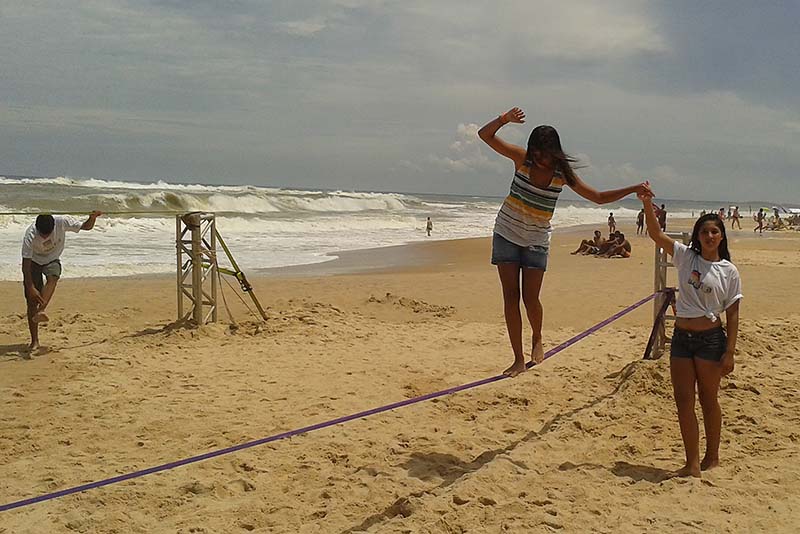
(490, 233), (548, 270)
(670, 326), (727, 362)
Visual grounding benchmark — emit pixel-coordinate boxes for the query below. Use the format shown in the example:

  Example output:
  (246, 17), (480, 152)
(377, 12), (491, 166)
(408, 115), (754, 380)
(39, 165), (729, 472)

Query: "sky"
(1, 1), (799, 203)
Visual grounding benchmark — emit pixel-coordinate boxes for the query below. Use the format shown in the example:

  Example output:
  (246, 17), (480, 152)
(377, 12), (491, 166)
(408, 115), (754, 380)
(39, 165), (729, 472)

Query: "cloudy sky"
(1, 1), (798, 202)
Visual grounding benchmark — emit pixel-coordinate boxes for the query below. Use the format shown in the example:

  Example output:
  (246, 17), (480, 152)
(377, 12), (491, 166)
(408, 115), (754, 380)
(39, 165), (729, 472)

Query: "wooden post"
(176, 215), (183, 321)
(190, 215), (203, 325)
(176, 212), (218, 325)
(652, 232), (690, 358)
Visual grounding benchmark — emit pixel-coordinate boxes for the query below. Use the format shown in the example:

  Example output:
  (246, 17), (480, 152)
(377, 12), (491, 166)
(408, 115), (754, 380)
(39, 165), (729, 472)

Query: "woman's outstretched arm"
(570, 175), (650, 205)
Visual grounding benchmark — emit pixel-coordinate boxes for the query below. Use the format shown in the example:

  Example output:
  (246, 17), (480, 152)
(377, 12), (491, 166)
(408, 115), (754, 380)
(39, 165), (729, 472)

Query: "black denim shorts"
(670, 326), (727, 362)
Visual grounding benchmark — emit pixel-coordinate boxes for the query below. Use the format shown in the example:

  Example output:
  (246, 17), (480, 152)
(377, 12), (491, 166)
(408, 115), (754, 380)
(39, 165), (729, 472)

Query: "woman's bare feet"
(32, 312), (49, 324)
(531, 340), (545, 365)
(672, 463), (701, 478)
(701, 456), (720, 471)
(503, 360), (527, 378)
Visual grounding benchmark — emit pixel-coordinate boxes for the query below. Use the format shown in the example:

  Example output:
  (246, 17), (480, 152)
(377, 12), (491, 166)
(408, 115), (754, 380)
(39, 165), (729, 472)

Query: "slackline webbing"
(0, 292), (656, 513)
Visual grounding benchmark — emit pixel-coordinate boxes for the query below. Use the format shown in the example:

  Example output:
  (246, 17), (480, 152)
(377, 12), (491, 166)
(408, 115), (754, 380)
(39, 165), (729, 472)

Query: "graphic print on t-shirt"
(689, 270), (713, 294)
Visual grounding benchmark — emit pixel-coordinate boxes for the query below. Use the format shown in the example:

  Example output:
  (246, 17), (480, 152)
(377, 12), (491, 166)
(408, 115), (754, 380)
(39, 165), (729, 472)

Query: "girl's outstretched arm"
(478, 108), (527, 168)
(640, 194), (675, 255)
(570, 175), (650, 205)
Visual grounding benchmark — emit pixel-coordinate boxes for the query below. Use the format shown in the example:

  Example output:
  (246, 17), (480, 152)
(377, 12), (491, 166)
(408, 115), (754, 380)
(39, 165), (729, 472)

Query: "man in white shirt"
(21, 211), (101, 351)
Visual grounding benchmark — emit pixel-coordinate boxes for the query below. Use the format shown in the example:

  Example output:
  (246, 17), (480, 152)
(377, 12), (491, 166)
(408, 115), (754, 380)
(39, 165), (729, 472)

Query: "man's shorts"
(670, 325), (727, 362)
(491, 233), (549, 271)
(25, 260), (62, 293)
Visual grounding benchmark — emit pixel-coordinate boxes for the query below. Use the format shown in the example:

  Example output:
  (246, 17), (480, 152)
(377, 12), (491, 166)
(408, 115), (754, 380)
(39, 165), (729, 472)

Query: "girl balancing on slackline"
(478, 107), (651, 377)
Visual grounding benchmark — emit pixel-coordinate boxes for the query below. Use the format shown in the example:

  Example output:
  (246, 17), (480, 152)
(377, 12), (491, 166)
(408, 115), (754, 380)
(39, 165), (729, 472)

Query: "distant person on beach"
(478, 107), (650, 376)
(426, 217), (433, 237)
(754, 208), (765, 234)
(22, 212), (102, 352)
(607, 212), (616, 234)
(636, 208), (645, 235)
(639, 191), (742, 478)
(719, 207), (727, 220)
(731, 206), (741, 229)
(597, 232), (631, 258)
(571, 230), (603, 255)
(658, 203), (668, 231)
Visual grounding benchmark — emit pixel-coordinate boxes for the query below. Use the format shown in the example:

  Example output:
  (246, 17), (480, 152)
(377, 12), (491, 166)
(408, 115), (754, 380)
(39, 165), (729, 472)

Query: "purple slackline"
(0, 292), (656, 513)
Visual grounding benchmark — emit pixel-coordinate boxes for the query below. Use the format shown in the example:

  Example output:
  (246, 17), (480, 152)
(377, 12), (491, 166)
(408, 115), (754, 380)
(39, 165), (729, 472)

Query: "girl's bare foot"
(701, 456), (720, 471)
(531, 340), (545, 365)
(503, 360), (527, 378)
(32, 312), (49, 324)
(672, 463), (701, 478)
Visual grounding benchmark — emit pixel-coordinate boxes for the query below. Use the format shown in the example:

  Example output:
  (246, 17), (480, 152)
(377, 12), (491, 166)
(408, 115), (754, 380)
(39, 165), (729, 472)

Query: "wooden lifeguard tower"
(176, 212), (218, 325)
(175, 212), (267, 325)
(647, 231), (690, 359)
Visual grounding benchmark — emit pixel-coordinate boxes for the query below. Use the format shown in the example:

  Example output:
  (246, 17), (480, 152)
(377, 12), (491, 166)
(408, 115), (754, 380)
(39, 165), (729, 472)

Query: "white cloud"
(279, 18), (327, 37)
(429, 123), (508, 174)
(501, 2), (668, 60)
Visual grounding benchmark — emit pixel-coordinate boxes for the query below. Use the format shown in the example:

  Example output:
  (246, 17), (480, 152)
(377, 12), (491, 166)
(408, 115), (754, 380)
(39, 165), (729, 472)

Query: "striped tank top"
(493, 166), (566, 249)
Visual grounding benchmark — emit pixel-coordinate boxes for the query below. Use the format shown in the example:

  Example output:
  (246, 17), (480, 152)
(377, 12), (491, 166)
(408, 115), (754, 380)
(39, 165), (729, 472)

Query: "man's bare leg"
(33, 276), (58, 323)
(26, 299), (40, 351)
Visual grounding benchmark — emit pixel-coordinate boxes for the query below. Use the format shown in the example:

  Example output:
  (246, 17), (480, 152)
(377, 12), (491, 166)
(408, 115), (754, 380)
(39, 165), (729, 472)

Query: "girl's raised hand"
(501, 107), (526, 124)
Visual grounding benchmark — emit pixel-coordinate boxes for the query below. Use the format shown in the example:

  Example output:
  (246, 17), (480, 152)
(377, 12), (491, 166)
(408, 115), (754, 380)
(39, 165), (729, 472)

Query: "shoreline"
(3, 215), (794, 284)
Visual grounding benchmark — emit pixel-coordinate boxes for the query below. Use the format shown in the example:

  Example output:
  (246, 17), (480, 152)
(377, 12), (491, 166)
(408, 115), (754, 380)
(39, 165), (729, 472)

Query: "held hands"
(500, 107), (525, 125)
(636, 181), (654, 202)
(90, 210), (103, 218)
(721, 351), (735, 376)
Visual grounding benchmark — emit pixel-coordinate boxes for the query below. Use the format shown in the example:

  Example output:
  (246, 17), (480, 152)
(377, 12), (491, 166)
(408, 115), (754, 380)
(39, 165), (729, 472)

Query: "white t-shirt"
(21, 216), (83, 265)
(672, 241), (743, 322)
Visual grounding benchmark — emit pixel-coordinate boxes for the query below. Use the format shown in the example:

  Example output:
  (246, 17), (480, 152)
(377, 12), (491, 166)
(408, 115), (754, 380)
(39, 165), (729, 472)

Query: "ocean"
(0, 175), (777, 281)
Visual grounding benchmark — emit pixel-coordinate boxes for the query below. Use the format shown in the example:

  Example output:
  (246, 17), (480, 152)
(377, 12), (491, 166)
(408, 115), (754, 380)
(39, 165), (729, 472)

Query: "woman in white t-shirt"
(640, 190), (742, 478)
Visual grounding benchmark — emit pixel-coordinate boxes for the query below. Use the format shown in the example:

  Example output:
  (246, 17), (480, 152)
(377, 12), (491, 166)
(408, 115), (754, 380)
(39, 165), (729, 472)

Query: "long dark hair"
(689, 213), (731, 261)
(524, 125), (579, 186)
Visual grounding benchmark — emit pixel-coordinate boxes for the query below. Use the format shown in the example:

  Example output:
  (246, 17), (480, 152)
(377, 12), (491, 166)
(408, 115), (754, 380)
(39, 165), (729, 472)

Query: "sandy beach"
(1, 221), (799, 533)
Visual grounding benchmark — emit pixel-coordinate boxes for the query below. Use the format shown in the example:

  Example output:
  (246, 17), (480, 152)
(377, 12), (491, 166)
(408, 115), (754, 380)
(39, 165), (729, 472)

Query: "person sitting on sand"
(639, 188), (742, 478)
(22, 212), (102, 352)
(597, 232), (631, 258)
(571, 230), (603, 255)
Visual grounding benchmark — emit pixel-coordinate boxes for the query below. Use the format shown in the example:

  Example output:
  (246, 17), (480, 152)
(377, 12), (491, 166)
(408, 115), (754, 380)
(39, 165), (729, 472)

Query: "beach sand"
(1, 222), (799, 533)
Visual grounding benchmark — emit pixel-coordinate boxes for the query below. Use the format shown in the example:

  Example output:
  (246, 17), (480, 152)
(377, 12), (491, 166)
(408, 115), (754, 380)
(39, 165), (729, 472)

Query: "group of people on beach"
(479, 107), (742, 478)
(571, 230), (632, 258)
